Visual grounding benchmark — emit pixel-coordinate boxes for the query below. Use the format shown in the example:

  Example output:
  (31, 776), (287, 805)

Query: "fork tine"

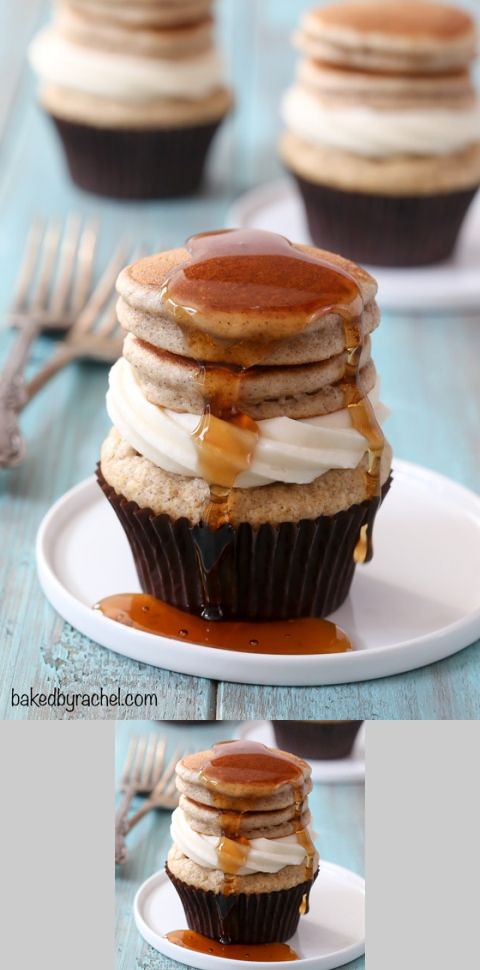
(154, 747), (182, 796)
(31, 220), (62, 311)
(73, 241), (129, 335)
(131, 735), (147, 784)
(48, 213), (82, 319)
(120, 736), (138, 788)
(95, 292), (120, 338)
(150, 738), (167, 788)
(70, 217), (99, 315)
(11, 217), (44, 313)
(140, 734), (159, 788)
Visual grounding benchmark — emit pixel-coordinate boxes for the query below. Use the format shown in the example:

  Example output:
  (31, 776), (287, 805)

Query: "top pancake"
(176, 744), (312, 811)
(117, 235), (377, 367)
(298, 1), (476, 74)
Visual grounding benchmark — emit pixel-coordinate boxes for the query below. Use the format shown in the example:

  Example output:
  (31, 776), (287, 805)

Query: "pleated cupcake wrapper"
(165, 865), (317, 944)
(97, 466), (391, 620)
(272, 721), (363, 761)
(49, 115), (223, 199)
(291, 173), (478, 267)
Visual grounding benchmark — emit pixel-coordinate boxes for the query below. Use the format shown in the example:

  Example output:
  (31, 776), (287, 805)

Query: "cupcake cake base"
(293, 175), (478, 267)
(97, 465), (392, 621)
(166, 864), (318, 944)
(50, 116), (223, 199)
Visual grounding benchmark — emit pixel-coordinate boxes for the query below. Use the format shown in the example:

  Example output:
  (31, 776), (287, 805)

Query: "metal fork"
(115, 736), (182, 864)
(0, 234), (129, 469)
(0, 215), (98, 467)
(22, 239), (128, 405)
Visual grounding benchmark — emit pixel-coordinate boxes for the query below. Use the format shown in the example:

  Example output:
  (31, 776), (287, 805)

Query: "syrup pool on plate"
(94, 593), (353, 655)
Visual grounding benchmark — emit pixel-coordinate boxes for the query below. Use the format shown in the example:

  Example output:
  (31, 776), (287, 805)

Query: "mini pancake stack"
(280, 0), (480, 265)
(29, 0), (231, 197)
(98, 227), (392, 622)
(166, 740), (319, 944)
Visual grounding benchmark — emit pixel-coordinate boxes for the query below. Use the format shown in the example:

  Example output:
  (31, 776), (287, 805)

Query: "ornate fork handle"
(0, 319), (40, 467)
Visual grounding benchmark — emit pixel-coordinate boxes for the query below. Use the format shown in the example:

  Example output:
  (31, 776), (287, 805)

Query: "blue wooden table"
(1, 1), (479, 720)
(115, 720), (365, 970)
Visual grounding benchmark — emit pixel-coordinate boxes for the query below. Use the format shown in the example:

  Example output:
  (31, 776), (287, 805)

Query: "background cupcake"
(29, 0), (232, 198)
(166, 739), (319, 944)
(280, 0), (480, 266)
(98, 227), (392, 622)
(272, 721), (363, 760)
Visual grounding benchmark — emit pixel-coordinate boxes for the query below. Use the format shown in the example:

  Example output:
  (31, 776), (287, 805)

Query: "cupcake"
(29, 0), (232, 198)
(166, 739), (319, 943)
(97, 227), (392, 621)
(280, 1), (480, 266)
(272, 721), (363, 761)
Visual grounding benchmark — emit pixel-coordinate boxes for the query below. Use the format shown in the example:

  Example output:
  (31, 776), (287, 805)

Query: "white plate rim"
(133, 862), (365, 970)
(228, 177), (480, 312)
(36, 458), (480, 686)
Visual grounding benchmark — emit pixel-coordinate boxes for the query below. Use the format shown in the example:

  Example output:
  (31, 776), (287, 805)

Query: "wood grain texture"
(115, 721), (365, 970)
(0, 0), (479, 720)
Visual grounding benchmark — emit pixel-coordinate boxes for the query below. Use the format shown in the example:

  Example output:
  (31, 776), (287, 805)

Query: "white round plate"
(236, 722), (365, 785)
(134, 863), (365, 970)
(36, 459), (480, 686)
(228, 178), (480, 312)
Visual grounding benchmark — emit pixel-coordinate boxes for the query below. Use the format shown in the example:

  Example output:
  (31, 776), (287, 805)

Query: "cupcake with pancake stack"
(166, 739), (319, 945)
(29, 0), (231, 198)
(97, 227), (391, 627)
(280, 0), (480, 265)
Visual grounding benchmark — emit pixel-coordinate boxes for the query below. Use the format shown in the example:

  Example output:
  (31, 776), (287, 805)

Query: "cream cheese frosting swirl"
(281, 85), (480, 157)
(29, 27), (225, 101)
(170, 806), (317, 875)
(106, 357), (389, 487)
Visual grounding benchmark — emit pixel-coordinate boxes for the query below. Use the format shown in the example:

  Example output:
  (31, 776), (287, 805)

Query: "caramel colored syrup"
(216, 833), (250, 876)
(198, 740), (305, 792)
(94, 593), (352, 655)
(165, 930), (298, 962)
(339, 314), (385, 563)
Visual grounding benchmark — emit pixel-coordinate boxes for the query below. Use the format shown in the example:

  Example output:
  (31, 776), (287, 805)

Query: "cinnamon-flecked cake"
(98, 227), (392, 622)
(166, 739), (319, 944)
(29, 0), (231, 197)
(280, 0), (480, 265)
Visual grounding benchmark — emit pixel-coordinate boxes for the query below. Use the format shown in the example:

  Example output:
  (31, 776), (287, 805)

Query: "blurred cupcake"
(97, 228), (392, 621)
(166, 739), (319, 943)
(272, 721), (363, 761)
(29, 0), (231, 198)
(280, 0), (480, 266)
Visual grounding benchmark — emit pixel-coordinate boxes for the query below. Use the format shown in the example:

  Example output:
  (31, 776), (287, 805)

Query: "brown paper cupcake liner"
(291, 173), (478, 267)
(97, 466), (391, 621)
(165, 864), (317, 944)
(49, 115), (224, 199)
(272, 721), (363, 760)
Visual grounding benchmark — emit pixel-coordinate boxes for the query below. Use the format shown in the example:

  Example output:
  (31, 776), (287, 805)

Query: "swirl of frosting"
(29, 27), (225, 101)
(106, 357), (389, 488)
(170, 807), (316, 875)
(281, 85), (480, 157)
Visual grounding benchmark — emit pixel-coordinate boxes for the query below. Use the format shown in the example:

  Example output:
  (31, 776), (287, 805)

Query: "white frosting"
(106, 357), (389, 488)
(282, 85), (480, 157)
(171, 807), (317, 875)
(29, 27), (225, 101)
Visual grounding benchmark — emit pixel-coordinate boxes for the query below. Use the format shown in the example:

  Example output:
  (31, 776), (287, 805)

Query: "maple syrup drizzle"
(160, 228), (385, 605)
(94, 593), (352, 654)
(165, 930), (298, 961)
(197, 741), (316, 898)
